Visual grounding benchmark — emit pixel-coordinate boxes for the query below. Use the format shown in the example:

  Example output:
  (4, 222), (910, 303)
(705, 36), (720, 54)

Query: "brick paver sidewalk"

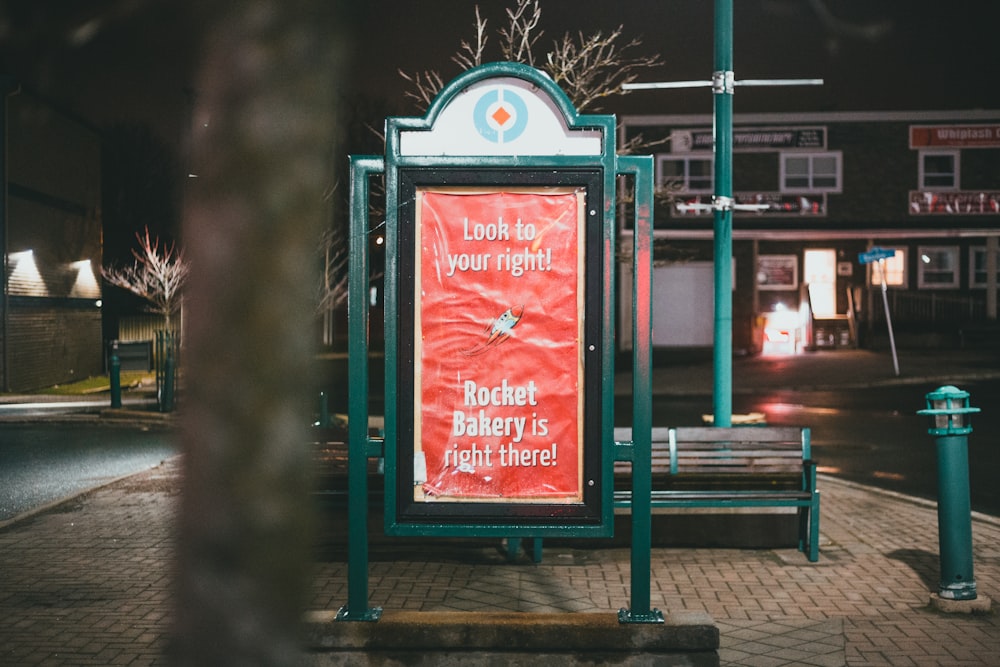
(2, 457), (997, 666)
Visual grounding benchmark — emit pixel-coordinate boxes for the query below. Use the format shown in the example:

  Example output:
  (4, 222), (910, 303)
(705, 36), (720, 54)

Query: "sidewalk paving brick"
(4, 454), (995, 665)
(2, 348), (999, 665)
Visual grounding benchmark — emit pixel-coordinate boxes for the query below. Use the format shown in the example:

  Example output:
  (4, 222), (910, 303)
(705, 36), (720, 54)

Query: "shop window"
(970, 246), (1000, 288)
(780, 152), (841, 193)
(868, 247), (907, 288)
(658, 155), (713, 193)
(917, 246), (959, 289)
(919, 151), (959, 190)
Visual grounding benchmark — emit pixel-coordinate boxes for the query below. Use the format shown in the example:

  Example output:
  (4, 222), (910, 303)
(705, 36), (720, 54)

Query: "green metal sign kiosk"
(344, 62), (657, 623)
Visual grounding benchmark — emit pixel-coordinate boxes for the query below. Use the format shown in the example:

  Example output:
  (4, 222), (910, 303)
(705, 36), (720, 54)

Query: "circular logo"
(473, 87), (529, 144)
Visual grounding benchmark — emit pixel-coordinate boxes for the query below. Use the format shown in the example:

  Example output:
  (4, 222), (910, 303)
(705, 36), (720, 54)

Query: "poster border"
(392, 168), (605, 529)
(413, 186), (585, 504)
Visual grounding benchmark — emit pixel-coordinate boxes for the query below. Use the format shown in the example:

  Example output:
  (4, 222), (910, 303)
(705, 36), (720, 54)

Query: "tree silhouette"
(101, 227), (188, 331)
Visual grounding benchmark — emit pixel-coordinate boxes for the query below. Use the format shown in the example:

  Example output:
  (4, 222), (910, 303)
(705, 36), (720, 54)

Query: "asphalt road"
(621, 378), (1000, 516)
(3, 377), (995, 523)
(0, 422), (176, 522)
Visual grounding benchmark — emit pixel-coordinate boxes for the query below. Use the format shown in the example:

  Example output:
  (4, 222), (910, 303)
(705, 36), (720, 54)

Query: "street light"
(919, 385), (978, 436)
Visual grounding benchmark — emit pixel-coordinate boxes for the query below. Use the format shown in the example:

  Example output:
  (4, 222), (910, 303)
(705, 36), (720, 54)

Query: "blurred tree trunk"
(173, 2), (353, 665)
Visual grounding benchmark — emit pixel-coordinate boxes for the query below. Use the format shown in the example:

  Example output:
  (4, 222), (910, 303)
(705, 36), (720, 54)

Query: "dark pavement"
(1, 347), (999, 665)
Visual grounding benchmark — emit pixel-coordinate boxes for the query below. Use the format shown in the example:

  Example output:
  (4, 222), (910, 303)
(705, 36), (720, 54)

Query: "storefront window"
(868, 247), (907, 288)
(658, 155), (714, 193)
(970, 246), (1000, 288)
(919, 151), (959, 190)
(917, 246), (959, 288)
(781, 152), (842, 192)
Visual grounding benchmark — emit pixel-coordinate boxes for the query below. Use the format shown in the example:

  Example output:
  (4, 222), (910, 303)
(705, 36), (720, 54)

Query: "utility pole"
(624, 1), (821, 426)
(712, 0), (734, 426)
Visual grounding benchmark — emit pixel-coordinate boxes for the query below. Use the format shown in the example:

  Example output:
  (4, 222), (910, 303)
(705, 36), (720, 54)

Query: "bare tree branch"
(544, 27), (662, 112)
(453, 6), (489, 70)
(498, 0), (542, 66)
(397, 68), (445, 109)
(102, 226), (188, 329)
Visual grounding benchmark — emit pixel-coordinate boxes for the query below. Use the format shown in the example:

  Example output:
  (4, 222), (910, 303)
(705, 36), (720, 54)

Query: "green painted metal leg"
(338, 155), (383, 622)
(530, 538), (544, 564)
(618, 155), (662, 625)
(809, 495), (820, 562)
(505, 538), (522, 563)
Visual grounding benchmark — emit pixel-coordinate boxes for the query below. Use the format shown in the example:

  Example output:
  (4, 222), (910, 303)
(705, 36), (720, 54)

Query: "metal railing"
(869, 291), (987, 325)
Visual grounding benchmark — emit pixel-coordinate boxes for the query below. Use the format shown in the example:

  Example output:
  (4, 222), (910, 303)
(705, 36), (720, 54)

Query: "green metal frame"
(339, 154), (385, 622)
(340, 62), (658, 622)
(382, 62), (618, 537)
(615, 154), (662, 623)
(612, 426), (820, 563)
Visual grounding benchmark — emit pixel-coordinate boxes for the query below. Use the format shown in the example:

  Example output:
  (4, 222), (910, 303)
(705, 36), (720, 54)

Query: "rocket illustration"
(462, 304), (524, 356)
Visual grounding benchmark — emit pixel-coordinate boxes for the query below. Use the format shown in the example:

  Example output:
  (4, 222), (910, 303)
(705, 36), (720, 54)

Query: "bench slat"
(611, 425), (820, 562)
(671, 426), (805, 442)
(615, 490), (812, 502)
(316, 425), (820, 562)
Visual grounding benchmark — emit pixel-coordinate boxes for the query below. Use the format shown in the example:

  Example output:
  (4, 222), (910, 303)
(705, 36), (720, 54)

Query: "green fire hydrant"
(917, 386), (980, 602)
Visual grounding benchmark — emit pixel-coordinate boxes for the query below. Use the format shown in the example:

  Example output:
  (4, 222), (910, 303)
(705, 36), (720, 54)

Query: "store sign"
(671, 126), (827, 153)
(399, 78), (602, 157)
(675, 192), (826, 216)
(910, 125), (1000, 149)
(909, 190), (1000, 215)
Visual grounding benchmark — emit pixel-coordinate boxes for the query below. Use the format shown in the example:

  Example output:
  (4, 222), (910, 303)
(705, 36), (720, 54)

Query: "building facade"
(618, 109), (1000, 354)
(2, 84), (103, 391)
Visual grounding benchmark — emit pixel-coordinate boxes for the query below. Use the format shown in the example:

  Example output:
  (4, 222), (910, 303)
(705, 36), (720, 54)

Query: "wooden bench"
(313, 425), (820, 563)
(311, 422), (383, 503)
(612, 425), (819, 562)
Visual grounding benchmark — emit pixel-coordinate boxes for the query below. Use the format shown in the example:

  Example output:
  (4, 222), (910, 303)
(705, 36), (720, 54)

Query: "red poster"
(414, 188), (585, 503)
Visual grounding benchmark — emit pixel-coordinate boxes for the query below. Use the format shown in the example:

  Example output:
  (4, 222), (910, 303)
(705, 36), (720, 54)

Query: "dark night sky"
(2, 0), (998, 148)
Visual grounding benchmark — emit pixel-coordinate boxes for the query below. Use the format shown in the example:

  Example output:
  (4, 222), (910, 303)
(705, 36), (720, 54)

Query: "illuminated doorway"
(804, 249), (837, 317)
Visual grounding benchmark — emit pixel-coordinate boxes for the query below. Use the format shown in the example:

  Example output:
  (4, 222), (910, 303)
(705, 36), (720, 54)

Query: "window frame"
(917, 245), (960, 289)
(657, 154), (714, 194)
(918, 150), (960, 191)
(867, 247), (907, 289)
(969, 245), (1000, 289)
(779, 151), (842, 194)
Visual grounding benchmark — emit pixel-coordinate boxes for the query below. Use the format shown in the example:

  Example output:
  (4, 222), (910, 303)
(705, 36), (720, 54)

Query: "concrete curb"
(0, 455), (181, 531)
(303, 610), (720, 666)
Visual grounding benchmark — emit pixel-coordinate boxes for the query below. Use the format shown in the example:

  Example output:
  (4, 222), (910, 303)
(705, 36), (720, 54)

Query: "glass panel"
(661, 160), (684, 179)
(924, 154), (955, 173)
(688, 159), (713, 191)
(869, 249), (906, 287)
(922, 153), (956, 189)
(925, 174), (956, 187)
(918, 247), (958, 288)
(813, 156), (837, 176)
(785, 156), (808, 176)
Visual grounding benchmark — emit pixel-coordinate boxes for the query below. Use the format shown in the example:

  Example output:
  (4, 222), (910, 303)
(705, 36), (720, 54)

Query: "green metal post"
(712, 0), (734, 427)
(109, 340), (122, 409)
(161, 333), (175, 413)
(935, 432), (976, 599)
(337, 155), (383, 622)
(618, 156), (662, 624)
(918, 386), (981, 601)
(318, 391), (329, 428)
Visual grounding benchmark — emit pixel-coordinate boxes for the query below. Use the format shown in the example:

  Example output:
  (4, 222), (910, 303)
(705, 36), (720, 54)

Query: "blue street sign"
(859, 247), (897, 264)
